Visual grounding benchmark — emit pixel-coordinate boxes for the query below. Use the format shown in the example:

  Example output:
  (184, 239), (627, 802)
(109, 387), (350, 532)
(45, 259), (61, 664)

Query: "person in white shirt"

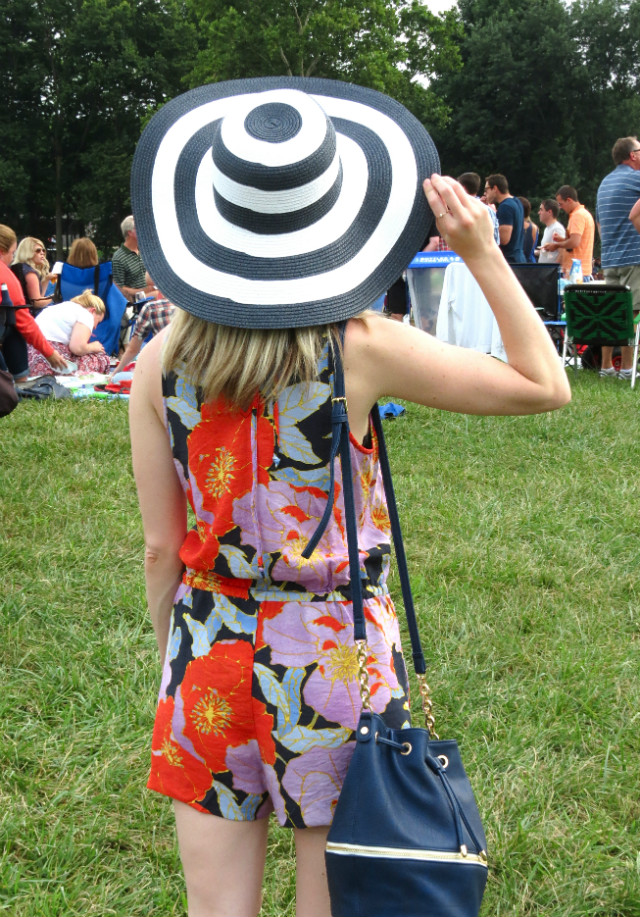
(536, 199), (566, 263)
(27, 290), (110, 376)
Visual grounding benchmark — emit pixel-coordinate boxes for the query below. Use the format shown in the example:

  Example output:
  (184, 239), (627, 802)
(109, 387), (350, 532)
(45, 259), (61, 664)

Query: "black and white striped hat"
(131, 77), (438, 329)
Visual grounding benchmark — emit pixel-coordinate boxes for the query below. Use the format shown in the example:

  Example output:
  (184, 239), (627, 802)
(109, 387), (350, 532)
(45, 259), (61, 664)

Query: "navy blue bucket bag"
(308, 334), (488, 917)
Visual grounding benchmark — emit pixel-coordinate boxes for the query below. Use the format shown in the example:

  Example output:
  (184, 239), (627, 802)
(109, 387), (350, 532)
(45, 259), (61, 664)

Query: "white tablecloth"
(436, 262), (506, 361)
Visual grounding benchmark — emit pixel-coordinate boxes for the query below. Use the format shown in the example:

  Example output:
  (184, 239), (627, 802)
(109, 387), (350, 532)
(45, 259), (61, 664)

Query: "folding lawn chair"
(511, 263), (564, 353)
(511, 263), (561, 322)
(561, 283), (640, 388)
(55, 262), (128, 357)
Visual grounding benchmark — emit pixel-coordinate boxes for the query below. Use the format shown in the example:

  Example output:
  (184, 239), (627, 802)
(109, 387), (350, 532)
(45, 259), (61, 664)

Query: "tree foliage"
(567, 0), (640, 193)
(2, 0), (461, 251)
(1, 0), (198, 253)
(431, 0), (640, 210)
(186, 0), (461, 128)
(3, 0), (640, 251)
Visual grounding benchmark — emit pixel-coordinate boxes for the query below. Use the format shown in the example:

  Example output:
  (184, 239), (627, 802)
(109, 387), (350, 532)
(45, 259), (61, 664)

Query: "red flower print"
(184, 397), (275, 564)
(180, 640), (276, 772)
(148, 696), (214, 805)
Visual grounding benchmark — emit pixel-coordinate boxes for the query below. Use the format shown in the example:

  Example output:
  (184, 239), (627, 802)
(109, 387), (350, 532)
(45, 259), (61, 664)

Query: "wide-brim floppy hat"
(131, 77), (439, 329)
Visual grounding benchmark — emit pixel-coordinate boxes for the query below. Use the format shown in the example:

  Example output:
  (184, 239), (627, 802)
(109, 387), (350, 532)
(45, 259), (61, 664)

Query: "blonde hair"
(0, 224), (17, 254)
(163, 310), (344, 411)
(14, 237), (50, 282)
(68, 237), (98, 268)
(71, 290), (106, 316)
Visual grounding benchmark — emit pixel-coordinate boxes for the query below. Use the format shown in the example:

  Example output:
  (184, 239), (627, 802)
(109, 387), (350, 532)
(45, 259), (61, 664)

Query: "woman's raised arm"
(345, 175), (570, 429)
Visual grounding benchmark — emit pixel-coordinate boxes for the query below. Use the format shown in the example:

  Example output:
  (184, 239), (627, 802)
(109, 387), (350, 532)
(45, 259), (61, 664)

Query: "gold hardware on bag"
(418, 674), (439, 739)
(325, 841), (489, 868)
(332, 395), (348, 410)
(356, 640), (372, 710)
(437, 754), (449, 769)
(373, 731), (412, 756)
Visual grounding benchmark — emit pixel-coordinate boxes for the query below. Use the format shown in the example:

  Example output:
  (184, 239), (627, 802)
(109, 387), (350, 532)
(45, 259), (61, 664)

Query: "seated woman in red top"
(0, 224), (67, 379)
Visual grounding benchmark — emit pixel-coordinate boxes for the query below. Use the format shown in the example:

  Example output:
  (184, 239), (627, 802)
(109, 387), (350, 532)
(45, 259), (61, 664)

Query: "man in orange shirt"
(542, 185), (595, 278)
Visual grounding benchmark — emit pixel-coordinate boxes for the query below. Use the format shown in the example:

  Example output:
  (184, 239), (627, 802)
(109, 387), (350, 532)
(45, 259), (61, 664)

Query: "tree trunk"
(54, 144), (63, 260)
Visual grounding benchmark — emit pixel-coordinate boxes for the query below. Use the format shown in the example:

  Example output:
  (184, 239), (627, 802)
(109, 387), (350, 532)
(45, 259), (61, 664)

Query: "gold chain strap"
(418, 674), (439, 739)
(359, 643), (438, 737)
(356, 640), (373, 711)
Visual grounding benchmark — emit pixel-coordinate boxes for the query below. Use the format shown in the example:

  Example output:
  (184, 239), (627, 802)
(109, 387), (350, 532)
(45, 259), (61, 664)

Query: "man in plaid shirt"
(110, 275), (174, 377)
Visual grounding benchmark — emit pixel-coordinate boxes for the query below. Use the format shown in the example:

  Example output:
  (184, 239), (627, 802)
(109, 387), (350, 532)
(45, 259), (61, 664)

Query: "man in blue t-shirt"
(596, 136), (640, 379)
(484, 174), (526, 263)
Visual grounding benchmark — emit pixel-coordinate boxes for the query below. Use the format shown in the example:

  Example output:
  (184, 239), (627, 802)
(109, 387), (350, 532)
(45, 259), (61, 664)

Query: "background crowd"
(3, 0), (639, 257)
(0, 216), (174, 384)
(3, 123), (640, 392)
(476, 136), (640, 381)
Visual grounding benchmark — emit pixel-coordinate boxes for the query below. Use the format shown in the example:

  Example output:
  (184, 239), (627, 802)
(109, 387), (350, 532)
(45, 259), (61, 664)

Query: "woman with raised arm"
(129, 79), (569, 917)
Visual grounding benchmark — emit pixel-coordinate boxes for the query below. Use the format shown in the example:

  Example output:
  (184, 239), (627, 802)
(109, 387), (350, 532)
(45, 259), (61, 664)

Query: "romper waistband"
(183, 569), (389, 603)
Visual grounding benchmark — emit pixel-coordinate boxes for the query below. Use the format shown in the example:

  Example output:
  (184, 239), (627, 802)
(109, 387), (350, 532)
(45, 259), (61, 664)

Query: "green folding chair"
(561, 283), (640, 388)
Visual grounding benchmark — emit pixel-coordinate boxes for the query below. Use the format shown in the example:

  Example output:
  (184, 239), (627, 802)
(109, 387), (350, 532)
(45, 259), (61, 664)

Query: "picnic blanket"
(52, 371), (131, 399)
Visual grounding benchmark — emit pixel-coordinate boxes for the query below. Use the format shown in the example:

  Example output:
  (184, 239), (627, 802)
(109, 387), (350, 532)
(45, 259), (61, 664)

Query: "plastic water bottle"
(568, 259), (583, 284)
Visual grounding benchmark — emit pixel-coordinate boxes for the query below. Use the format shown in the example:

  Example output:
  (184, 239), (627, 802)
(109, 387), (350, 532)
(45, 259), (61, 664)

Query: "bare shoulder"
(346, 311), (431, 359)
(345, 312), (440, 399)
(130, 328), (167, 418)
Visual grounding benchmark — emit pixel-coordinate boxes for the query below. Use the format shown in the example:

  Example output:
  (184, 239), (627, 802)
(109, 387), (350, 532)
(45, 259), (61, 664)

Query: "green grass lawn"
(1, 372), (639, 916)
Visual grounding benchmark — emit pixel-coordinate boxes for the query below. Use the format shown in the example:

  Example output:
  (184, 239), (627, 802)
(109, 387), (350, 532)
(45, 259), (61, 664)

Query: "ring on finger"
(437, 210), (450, 219)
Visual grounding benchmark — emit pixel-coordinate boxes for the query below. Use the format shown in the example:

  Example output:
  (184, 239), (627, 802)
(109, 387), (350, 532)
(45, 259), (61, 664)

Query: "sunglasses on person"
(34, 247), (46, 254)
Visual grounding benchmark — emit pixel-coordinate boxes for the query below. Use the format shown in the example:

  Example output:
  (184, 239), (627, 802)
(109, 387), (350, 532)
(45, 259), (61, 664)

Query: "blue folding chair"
(55, 262), (128, 356)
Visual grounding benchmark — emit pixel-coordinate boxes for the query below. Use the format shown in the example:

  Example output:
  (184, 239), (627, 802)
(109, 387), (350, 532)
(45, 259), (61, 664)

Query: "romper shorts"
(148, 579), (410, 829)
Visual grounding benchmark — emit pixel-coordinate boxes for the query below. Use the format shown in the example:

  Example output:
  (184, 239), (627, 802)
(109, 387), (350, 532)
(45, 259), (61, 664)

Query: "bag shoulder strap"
(369, 403), (426, 675)
(303, 323), (426, 676)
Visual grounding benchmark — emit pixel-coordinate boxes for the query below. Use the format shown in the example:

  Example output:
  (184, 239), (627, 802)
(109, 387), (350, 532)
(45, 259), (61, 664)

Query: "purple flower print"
(282, 744), (354, 827)
(233, 480), (349, 593)
(262, 600), (402, 730)
(226, 740), (266, 795)
(225, 742), (286, 823)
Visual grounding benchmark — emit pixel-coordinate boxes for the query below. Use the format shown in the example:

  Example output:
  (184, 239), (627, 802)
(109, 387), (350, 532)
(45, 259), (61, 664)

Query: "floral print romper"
(148, 338), (410, 828)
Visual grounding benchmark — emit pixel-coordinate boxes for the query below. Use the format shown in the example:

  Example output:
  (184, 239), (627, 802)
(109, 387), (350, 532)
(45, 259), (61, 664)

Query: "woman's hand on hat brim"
(423, 174), (494, 264)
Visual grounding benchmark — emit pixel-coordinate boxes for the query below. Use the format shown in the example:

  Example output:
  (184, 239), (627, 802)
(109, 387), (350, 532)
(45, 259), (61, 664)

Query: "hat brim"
(131, 77), (439, 329)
